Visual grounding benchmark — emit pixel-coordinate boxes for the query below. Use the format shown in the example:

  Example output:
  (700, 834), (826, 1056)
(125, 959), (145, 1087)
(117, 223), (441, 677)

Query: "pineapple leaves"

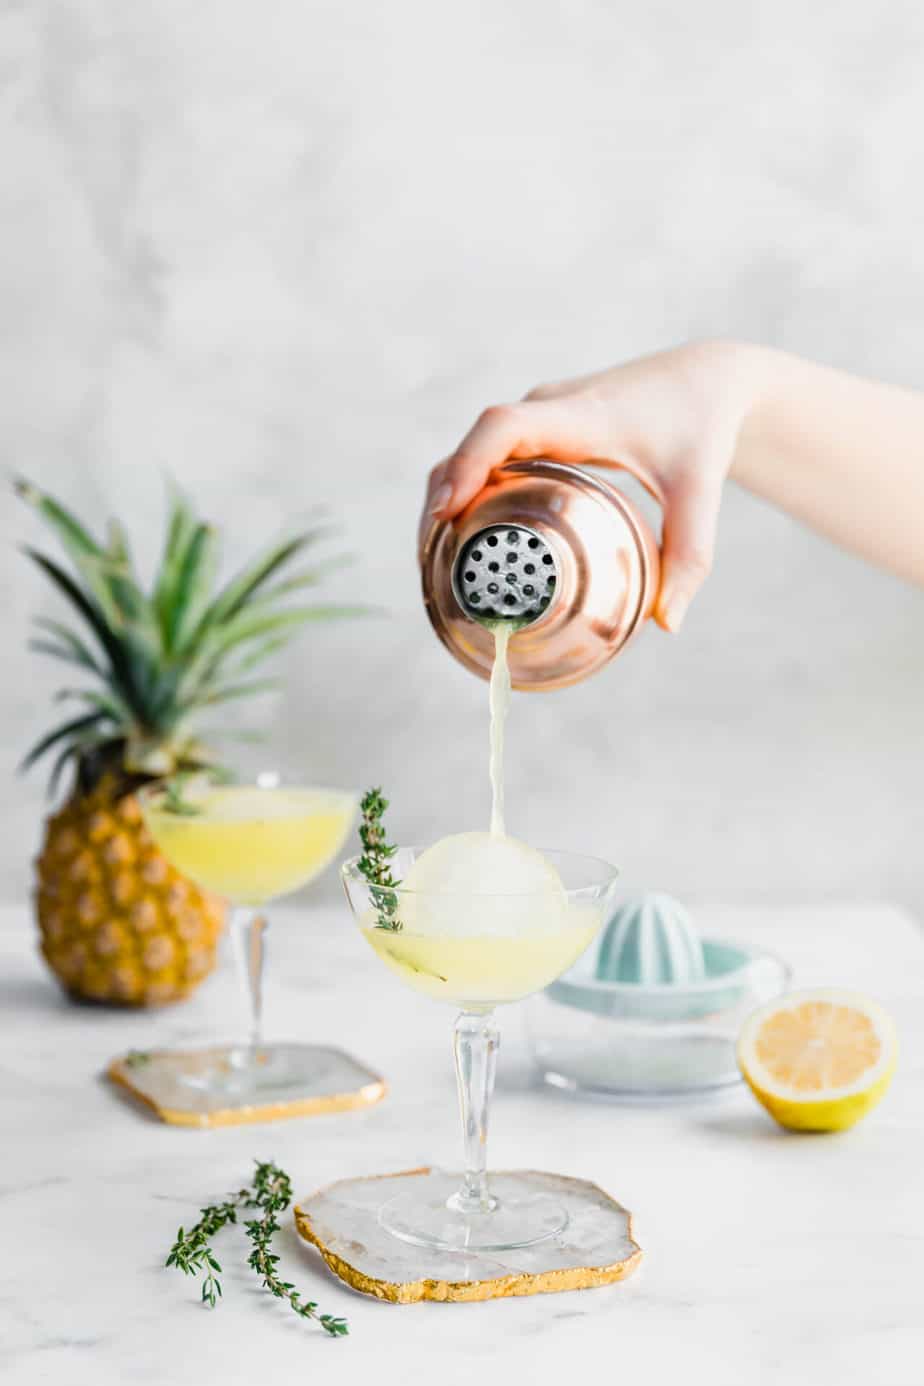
(17, 476), (372, 797)
(20, 710), (112, 773)
(162, 524), (216, 654)
(106, 519), (131, 565)
(103, 562), (153, 632)
(177, 604), (368, 707)
(23, 549), (141, 705)
(15, 478), (104, 566)
(206, 603), (363, 656)
(31, 618), (103, 674)
(184, 529), (333, 649)
(230, 633), (294, 676)
(24, 549), (166, 740)
(254, 555), (353, 602)
(182, 678), (281, 712)
(16, 478), (149, 631)
(29, 639), (84, 666)
(153, 490), (201, 638)
(47, 744), (80, 800)
(54, 689), (129, 723)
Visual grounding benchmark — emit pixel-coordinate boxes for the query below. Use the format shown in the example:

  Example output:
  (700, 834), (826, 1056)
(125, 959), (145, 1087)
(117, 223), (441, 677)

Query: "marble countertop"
(3, 901), (923, 1386)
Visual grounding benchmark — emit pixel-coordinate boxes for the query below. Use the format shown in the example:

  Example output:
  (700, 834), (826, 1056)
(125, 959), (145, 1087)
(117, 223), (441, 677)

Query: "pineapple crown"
(17, 478), (367, 798)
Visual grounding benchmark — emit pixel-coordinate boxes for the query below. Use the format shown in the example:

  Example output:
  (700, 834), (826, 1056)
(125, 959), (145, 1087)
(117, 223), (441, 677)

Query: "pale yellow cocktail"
(362, 909), (599, 1008)
(144, 784), (356, 905)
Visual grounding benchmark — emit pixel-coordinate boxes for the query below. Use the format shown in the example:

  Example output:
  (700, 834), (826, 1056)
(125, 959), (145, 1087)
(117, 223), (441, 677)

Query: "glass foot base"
(108, 1042), (386, 1127)
(378, 1169), (568, 1251)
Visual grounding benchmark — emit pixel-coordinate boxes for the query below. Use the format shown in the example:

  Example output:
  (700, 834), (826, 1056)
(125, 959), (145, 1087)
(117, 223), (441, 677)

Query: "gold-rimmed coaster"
(107, 1043), (386, 1128)
(294, 1168), (641, 1303)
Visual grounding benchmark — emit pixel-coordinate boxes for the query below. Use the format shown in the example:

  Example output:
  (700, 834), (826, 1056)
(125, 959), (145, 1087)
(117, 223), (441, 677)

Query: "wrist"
(696, 340), (781, 485)
(693, 338), (772, 403)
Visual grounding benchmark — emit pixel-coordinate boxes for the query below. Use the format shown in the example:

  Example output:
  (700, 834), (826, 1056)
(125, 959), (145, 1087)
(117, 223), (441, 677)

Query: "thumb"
(655, 470), (724, 632)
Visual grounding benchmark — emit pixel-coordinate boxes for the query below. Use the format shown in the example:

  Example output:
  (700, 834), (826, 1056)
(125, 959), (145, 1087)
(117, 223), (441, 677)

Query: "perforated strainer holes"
(452, 524), (559, 624)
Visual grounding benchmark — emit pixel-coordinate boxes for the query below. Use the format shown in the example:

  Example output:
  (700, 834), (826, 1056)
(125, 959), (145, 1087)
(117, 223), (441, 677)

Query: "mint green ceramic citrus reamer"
(526, 892), (790, 1099)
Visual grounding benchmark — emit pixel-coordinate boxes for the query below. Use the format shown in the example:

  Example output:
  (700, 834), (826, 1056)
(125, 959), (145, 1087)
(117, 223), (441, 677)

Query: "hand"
(420, 341), (763, 632)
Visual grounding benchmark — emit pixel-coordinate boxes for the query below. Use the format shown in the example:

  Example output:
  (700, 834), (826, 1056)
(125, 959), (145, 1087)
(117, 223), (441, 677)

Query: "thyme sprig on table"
(244, 1162), (348, 1337)
(165, 1161), (348, 1336)
(166, 1188), (249, 1307)
(357, 787), (402, 932)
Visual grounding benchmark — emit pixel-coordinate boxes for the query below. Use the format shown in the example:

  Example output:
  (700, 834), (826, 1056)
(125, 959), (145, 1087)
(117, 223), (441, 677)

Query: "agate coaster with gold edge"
(293, 1168), (641, 1303)
(107, 1043), (386, 1128)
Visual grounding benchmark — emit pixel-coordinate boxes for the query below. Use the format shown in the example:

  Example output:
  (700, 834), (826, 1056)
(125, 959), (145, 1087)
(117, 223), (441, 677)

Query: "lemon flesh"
(737, 989), (897, 1132)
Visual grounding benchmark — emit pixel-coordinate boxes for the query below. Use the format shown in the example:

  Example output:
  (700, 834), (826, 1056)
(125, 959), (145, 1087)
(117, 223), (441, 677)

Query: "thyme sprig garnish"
(355, 788), (448, 983)
(357, 787), (402, 931)
(244, 1162), (348, 1337)
(166, 1161), (347, 1336)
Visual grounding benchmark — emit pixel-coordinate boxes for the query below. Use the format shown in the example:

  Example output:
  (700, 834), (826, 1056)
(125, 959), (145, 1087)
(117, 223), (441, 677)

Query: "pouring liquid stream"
(488, 622), (513, 838)
(362, 618), (601, 1006)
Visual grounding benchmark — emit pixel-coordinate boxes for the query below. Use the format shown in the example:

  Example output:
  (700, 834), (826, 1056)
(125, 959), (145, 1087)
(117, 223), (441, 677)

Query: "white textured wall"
(3, 1), (923, 912)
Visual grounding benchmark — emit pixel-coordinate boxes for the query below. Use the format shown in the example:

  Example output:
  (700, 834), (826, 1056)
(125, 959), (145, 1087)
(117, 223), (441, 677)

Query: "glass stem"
(449, 1009), (500, 1215)
(231, 908), (268, 1052)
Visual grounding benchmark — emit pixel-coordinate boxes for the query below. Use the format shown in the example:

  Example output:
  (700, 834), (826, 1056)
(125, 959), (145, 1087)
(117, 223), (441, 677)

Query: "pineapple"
(18, 479), (362, 1006)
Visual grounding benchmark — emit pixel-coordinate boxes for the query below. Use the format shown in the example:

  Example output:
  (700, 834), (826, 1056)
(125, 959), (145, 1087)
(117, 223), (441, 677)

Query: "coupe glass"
(341, 846), (618, 1252)
(140, 773), (358, 1097)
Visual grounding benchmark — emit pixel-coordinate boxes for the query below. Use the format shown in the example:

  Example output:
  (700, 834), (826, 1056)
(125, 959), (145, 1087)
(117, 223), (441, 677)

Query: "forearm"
(732, 346), (924, 585)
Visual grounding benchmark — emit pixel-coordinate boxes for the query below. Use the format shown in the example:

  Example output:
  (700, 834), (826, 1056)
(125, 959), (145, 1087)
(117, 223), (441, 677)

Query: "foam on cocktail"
(400, 831), (568, 937)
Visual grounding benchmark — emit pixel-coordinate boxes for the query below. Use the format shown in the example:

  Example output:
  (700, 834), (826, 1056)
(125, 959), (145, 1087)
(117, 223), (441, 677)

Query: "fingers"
(655, 467), (724, 632)
(429, 400), (598, 522)
(429, 405), (528, 520)
(418, 459), (451, 558)
(523, 379), (572, 402)
(523, 369), (608, 402)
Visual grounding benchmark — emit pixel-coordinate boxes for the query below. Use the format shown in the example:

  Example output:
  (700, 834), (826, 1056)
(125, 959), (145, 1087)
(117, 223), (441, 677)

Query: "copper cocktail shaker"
(420, 460), (660, 692)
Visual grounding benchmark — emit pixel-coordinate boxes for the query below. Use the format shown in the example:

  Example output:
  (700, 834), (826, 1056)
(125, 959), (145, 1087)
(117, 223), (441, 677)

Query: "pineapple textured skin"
(36, 777), (226, 1005)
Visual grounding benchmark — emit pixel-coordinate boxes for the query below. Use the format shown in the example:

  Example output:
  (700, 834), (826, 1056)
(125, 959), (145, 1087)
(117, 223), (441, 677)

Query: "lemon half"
(737, 989), (897, 1132)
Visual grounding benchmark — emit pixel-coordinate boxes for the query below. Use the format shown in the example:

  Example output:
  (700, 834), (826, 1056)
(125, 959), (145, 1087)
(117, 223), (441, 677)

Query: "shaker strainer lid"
(450, 523), (560, 626)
